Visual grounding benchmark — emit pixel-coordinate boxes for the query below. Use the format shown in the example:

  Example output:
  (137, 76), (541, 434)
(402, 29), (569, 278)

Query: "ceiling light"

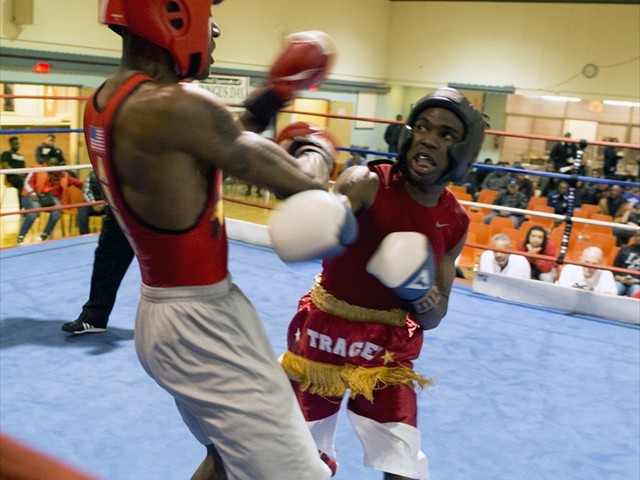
(541, 95), (582, 103)
(603, 100), (640, 108)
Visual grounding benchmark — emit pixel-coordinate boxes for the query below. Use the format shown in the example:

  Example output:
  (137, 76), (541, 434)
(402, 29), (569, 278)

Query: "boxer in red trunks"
(270, 88), (489, 479)
(84, 1), (338, 479)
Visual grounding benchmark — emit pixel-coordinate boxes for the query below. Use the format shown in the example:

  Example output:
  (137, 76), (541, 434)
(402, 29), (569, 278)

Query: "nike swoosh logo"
(436, 222), (449, 228)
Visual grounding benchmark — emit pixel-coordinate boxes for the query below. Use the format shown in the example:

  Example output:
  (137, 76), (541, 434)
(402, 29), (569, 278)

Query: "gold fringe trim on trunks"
(280, 351), (433, 403)
(310, 275), (408, 327)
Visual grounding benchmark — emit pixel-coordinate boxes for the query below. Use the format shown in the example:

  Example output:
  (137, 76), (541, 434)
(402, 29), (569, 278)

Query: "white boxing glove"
(366, 232), (437, 314)
(269, 190), (358, 262)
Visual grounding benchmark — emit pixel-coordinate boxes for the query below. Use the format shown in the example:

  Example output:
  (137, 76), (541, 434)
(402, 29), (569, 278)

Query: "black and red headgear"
(396, 87), (489, 185)
(99, 0), (224, 80)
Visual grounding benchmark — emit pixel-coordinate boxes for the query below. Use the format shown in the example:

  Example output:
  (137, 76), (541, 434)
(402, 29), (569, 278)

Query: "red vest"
(321, 163), (469, 310)
(83, 74), (228, 287)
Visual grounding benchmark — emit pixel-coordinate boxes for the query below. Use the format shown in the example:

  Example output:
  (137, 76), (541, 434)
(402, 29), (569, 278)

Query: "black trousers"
(77, 207), (134, 327)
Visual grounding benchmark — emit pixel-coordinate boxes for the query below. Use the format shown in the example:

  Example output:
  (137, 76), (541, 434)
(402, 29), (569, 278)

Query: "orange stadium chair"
(581, 222), (613, 236)
(548, 228), (580, 251)
(454, 192), (473, 202)
(457, 232), (479, 270)
(547, 225), (580, 251)
(585, 213), (615, 236)
(468, 222), (490, 246)
(606, 246), (620, 267)
(530, 205), (556, 230)
(553, 222), (588, 245)
(467, 210), (484, 224)
(502, 227), (526, 246)
(526, 196), (548, 210)
(569, 214), (588, 234)
(582, 231), (617, 257)
(566, 240), (594, 262)
(448, 184), (467, 196)
(547, 231), (562, 251)
(521, 217), (554, 233)
(61, 185), (85, 237)
(476, 189), (499, 203)
(533, 204), (556, 216)
(578, 204), (599, 217)
(572, 209), (591, 219)
(488, 216), (514, 238)
(591, 213), (614, 223)
(474, 189), (499, 216)
(551, 221), (567, 233)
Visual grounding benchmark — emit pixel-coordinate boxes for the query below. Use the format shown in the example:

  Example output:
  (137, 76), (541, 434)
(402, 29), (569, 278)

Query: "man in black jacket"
(383, 114), (403, 153)
(1, 136), (26, 204)
(549, 132), (577, 173)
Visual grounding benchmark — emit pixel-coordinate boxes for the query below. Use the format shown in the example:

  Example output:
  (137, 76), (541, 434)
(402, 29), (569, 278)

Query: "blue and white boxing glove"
(366, 232), (437, 314)
(268, 190), (358, 262)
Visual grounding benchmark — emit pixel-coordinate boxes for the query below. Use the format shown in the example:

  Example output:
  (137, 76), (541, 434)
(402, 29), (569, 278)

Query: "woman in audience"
(517, 225), (557, 282)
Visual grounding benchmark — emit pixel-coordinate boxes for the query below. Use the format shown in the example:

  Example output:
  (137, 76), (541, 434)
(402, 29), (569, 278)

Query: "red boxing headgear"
(99, 0), (222, 80)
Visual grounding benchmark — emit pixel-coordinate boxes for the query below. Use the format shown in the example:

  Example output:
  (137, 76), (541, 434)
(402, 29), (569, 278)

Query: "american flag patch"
(89, 126), (106, 153)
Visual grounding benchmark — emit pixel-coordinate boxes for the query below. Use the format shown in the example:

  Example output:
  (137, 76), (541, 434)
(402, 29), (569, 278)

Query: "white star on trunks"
(295, 328), (301, 342)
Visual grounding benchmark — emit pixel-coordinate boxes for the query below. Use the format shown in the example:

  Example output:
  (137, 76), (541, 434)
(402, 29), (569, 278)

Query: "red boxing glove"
(269, 30), (336, 100)
(243, 31), (336, 131)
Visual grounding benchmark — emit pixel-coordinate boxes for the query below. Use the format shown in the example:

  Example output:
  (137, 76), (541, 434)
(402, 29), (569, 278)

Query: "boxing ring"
(1, 96), (639, 479)
(1, 235), (638, 479)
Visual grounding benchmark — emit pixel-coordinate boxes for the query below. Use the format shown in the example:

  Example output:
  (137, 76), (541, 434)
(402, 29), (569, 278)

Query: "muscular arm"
(178, 84), (330, 197)
(224, 132), (330, 198)
(332, 164), (379, 214)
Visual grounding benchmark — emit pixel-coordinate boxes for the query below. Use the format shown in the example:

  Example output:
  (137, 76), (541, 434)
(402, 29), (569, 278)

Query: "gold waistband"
(310, 275), (408, 327)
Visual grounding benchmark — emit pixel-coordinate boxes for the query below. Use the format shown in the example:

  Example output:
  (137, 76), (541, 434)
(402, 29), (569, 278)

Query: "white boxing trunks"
(135, 276), (331, 480)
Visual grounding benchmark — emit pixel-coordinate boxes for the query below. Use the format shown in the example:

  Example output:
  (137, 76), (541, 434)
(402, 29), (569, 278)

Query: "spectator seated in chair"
(511, 164), (534, 201)
(479, 160), (510, 194)
(17, 159), (83, 243)
(556, 246), (617, 295)
(516, 225), (557, 282)
(478, 233), (531, 279)
(482, 179), (528, 228)
(613, 229), (640, 297)
(598, 185), (632, 240)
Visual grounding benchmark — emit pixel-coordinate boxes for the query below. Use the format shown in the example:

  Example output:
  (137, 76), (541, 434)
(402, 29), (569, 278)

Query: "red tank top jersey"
(83, 74), (228, 287)
(321, 163), (469, 310)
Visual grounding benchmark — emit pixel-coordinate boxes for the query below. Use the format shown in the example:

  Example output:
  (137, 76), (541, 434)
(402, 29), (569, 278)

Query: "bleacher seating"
(488, 216), (514, 238)
(474, 189), (499, 217)
(468, 222), (490, 246)
(582, 231), (617, 257)
(502, 227), (526, 246)
(525, 196), (547, 210)
(467, 210), (484, 224)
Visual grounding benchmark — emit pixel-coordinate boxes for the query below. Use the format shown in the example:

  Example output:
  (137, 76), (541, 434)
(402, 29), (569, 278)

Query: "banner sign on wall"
(198, 76), (249, 108)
